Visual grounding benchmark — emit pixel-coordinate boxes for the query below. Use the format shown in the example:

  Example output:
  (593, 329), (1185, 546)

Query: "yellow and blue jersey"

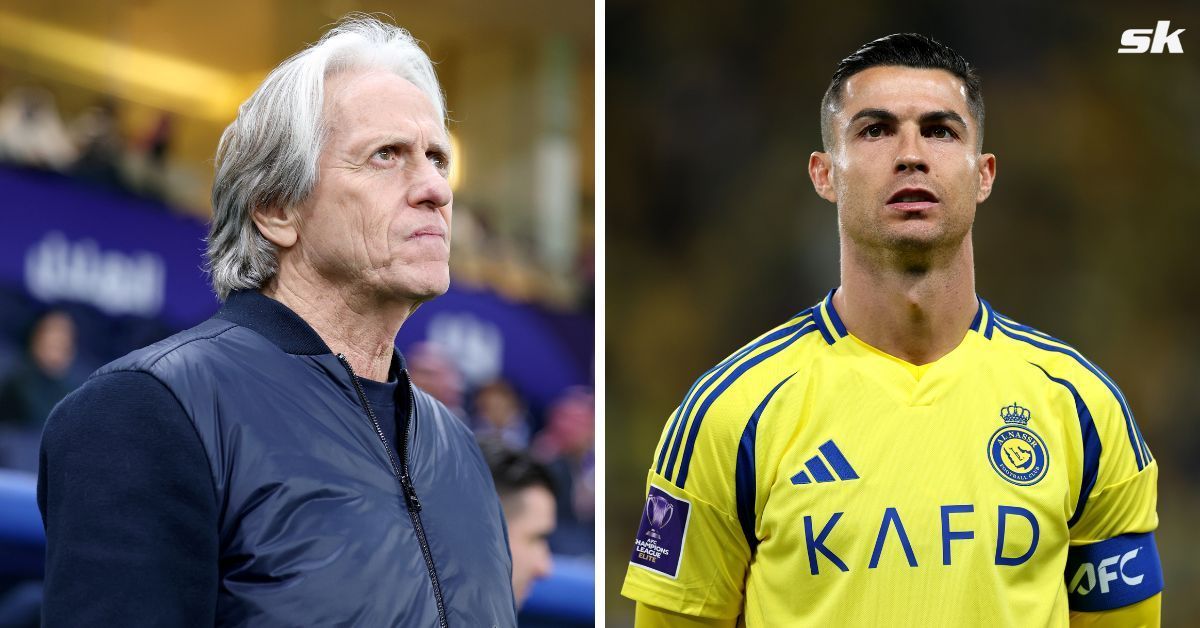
(622, 290), (1161, 626)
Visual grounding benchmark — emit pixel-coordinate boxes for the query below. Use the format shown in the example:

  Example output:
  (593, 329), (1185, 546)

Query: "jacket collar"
(215, 290), (409, 372)
(216, 290), (331, 355)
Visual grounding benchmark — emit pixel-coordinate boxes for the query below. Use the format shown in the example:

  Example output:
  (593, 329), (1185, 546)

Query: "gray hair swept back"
(206, 15), (445, 300)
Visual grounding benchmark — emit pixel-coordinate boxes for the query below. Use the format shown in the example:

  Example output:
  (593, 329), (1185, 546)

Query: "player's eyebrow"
(848, 108), (969, 128)
(848, 108), (897, 125)
(919, 110), (968, 128)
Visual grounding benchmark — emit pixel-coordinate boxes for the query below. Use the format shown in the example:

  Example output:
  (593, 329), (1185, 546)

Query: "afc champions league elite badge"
(630, 485), (691, 578)
(988, 402), (1049, 486)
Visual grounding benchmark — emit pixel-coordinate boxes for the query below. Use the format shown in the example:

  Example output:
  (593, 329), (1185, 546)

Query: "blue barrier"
(521, 554), (595, 623)
(0, 471), (42, 579)
(1, 470), (594, 623)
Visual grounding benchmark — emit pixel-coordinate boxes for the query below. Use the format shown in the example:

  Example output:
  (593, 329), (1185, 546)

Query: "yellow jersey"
(622, 291), (1161, 626)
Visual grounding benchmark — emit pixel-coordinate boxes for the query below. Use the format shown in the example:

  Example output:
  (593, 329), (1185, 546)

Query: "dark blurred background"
(606, 0), (1200, 624)
(0, 1), (593, 626)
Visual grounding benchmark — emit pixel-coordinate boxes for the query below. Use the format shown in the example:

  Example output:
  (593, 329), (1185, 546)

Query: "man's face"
(812, 66), (995, 257)
(31, 312), (75, 377)
(291, 69), (453, 303)
(505, 485), (556, 607)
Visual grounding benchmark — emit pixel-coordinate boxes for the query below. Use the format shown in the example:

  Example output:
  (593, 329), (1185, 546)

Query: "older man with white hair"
(37, 17), (517, 627)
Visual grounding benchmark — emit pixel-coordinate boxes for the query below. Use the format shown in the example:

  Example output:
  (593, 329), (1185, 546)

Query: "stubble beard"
(842, 210), (972, 276)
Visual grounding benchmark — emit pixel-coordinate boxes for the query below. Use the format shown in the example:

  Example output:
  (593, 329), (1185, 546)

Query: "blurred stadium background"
(606, 0), (1199, 625)
(0, 1), (593, 626)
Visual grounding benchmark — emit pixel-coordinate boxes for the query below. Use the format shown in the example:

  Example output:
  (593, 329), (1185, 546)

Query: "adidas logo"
(791, 439), (860, 485)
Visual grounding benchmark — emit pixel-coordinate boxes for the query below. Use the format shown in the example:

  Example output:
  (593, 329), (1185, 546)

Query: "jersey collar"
(815, 288), (991, 346)
(811, 289), (849, 345)
(968, 296), (997, 339)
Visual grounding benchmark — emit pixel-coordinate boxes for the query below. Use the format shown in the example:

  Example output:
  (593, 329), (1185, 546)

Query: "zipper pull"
(400, 474), (422, 512)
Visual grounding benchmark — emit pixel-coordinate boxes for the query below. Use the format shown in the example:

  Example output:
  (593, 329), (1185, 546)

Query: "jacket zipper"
(336, 354), (449, 628)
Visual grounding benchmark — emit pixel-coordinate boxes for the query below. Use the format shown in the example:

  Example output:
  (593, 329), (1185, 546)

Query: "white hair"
(206, 15), (445, 300)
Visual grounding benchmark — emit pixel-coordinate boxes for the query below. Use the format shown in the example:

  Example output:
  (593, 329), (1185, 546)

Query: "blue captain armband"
(1065, 532), (1163, 611)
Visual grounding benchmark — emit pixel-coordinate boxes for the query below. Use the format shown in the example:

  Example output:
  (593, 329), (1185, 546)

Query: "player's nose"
(893, 126), (928, 174)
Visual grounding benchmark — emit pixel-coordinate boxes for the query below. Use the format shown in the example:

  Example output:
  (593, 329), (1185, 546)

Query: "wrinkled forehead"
(836, 66), (972, 123)
(321, 68), (448, 141)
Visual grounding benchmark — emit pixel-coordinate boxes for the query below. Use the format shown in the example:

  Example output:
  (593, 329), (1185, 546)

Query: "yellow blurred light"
(0, 10), (261, 122)
(449, 132), (463, 192)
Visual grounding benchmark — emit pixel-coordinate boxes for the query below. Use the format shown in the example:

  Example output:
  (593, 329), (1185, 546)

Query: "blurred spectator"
(477, 438), (556, 608)
(142, 112), (174, 166)
(406, 341), (467, 421)
(67, 99), (127, 190)
(0, 86), (76, 170)
(0, 311), (78, 429)
(472, 378), (531, 448)
(0, 87), (589, 307)
(531, 387), (594, 556)
(128, 111), (175, 202)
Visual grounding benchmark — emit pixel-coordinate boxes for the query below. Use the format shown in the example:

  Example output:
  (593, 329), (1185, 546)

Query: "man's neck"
(263, 270), (415, 382)
(835, 238), (978, 366)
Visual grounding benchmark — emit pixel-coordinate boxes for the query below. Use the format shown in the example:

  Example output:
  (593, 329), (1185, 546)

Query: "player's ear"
(975, 153), (997, 204)
(809, 151), (838, 203)
(252, 203), (299, 249)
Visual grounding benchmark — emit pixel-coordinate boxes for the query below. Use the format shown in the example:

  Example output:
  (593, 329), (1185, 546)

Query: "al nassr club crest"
(988, 402), (1049, 486)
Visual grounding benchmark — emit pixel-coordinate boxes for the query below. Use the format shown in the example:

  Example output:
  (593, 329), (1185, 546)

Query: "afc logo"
(1068, 547), (1145, 596)
(1118, 21), (1185, 54)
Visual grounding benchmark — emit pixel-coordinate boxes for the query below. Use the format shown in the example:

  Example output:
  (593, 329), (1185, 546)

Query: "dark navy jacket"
(37, 291), (517, 627)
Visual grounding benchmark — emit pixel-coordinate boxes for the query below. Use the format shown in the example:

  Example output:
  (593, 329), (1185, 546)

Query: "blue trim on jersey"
(811, 305), (836, 345)
(969, 297), (991, 334)
(823, 290), (848, 338)
(993, 315), (1148, 471)
(658, 311), (812, 478)
(981, 298), (997, 339)
(819, 440), (860, 480)
(675, 323), (818, 488)
(996, 312), (1151, 466)
(1135, 418), (1151, 466)
(655, 406), (688, 477)
(1031, 363), (1102, 528)
(735, 374), (794, 553)
(996, 313), (1151, 467)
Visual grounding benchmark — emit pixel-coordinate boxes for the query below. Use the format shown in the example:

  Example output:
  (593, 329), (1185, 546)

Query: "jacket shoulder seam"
(141, 321), (240, 371)
(93, 365), (222, 510)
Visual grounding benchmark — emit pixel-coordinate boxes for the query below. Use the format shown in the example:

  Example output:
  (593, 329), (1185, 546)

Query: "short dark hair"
(820, 33), (984, 150)
(477, 438), (555, 515)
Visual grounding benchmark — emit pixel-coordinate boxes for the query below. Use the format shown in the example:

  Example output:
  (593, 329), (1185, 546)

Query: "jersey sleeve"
(1065, 376), (1161, 612)
(1069, 593), (1161, 627)
(635, 601), (740, 627)
(621, 390), (758, 618)
(621, 315), (812, 619)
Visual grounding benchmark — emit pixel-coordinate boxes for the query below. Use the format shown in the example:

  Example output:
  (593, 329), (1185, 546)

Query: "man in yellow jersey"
(621, 33), (1161, 627)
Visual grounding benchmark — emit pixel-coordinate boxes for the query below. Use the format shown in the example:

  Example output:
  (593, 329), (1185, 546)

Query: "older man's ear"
(252, 205), (299, 249)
